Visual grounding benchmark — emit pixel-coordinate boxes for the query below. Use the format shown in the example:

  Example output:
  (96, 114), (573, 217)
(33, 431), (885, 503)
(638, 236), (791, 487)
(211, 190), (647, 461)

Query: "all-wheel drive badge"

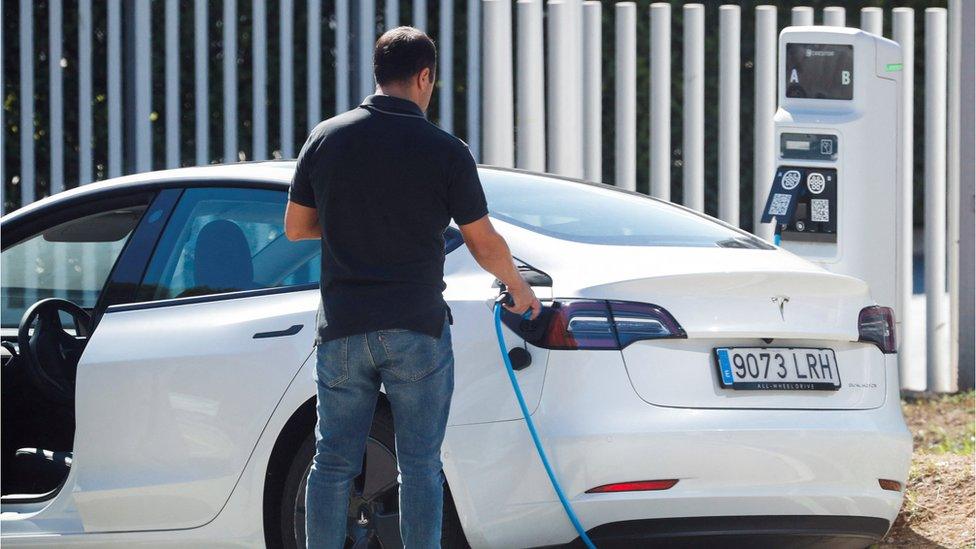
(771, 295), (790, 321)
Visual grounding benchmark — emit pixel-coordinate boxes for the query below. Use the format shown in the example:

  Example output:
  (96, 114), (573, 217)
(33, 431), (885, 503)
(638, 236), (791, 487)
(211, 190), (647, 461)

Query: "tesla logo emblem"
(772, 295), (790, 321)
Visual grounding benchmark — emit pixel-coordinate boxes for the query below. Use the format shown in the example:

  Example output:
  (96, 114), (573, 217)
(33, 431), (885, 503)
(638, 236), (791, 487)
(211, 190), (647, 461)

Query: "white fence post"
(135, 0), (152, 173)
(308, 0), (321, 130)
(466, 0), (481, 160)
(386, 0), (399, 28)
(615, 2), (636, 192)
(583, 1), (601, 182)
(335, 0), (350, 112)
(892, 8), (917, 389)
(546, 0), (582, 178)
(753, 5), (776, 238)
(719, 5), (740, 225)
(516, 0), (545, 172)
(682, 3), (703, 210)
(19, 0), (33, 199)
(823, 7), (846, 27)
(253, 0), (268, 159)
(791, 6), (813, 26)
(482, 0), (514, 167)
(280, 0), (295, 157)
(649, 2), (670, 199)
(194, 0), (209, 165)
(164, 0), (179, 168)
(861, 7), (883, 36)
(223, 0), (238, 162)
(439, 0), (454, 133)
(414, 0), (427, 31)
(50, 0), (64, 193)
(947, 0), (962, 375)
(358, 0), (375, 103)
(925, 8), (949, 392)
(80, 0), (95, 180)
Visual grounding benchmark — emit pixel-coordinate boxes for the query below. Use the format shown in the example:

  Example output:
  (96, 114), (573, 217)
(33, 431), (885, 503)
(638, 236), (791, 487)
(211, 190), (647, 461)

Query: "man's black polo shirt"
(288, 95), (488, 343)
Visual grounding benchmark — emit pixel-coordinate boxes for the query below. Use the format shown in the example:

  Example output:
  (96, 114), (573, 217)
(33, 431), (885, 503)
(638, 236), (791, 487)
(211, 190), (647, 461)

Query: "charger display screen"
(785, 43), (854, 100)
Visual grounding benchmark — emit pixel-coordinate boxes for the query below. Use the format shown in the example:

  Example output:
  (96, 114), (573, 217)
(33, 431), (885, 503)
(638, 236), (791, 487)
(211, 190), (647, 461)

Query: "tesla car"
(0, 162), (910, 548)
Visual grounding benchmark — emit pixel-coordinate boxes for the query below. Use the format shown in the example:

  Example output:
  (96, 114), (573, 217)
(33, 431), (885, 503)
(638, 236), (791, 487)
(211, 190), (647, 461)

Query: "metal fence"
(0, 0), (970, 391)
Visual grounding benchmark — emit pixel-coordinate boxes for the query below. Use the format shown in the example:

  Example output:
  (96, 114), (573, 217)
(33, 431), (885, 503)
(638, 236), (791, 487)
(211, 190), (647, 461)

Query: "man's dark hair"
(373, 27), (437, 86)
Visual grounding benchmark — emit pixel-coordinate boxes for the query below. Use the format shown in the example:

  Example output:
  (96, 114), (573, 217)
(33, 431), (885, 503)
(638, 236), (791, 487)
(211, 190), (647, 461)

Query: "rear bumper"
(560, 515), (889, 549)
(442, 350), (911, 548)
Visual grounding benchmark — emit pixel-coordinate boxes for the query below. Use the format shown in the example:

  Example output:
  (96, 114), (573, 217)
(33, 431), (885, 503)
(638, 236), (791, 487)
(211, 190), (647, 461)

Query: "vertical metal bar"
(861, 7), (883, 37)
(516, 0), (545, 172)
(482, 0), (514, 167)
(924, 8), (948, 392)
(947, 0), (961, 375)
(615, 2), (636, 192)
(135, 0), (152, 172)
(582, 1), (601, 182)
(822, 6), (845, 27)
(892, 8), (916, 389)
(466, 0), (481, 160)
(253, 0), (267, 159)
(649, 2), (670, 199)
(107, 0), (121, 177)
(194, 0), (209, 165)
(438, 0), (454, 132)
(682, 3), (703, 210)
(307, 0), (321, 129)
(546, 0), (581, 178)
(358, 0), (375, 101)
(50, 0), (64, 193)
(753, 4), (776, 238)
(165, 0), (179, 168)
(223, 0), (238, 162)
(957, 0), (976, 389)
(335, 0), (350, 112)
(791, 6), (813, 26)
(79, 0), (94, 181)
(414, 0), (427, 31)
(19, 0), (34, 202)
(719, 4), (740, 225)
(280, 0), (294, 157)
(386, 0), (399, 29)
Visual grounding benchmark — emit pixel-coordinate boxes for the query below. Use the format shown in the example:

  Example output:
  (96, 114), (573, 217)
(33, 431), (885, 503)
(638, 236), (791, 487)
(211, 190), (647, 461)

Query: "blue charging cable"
(493, 295), (597, 549)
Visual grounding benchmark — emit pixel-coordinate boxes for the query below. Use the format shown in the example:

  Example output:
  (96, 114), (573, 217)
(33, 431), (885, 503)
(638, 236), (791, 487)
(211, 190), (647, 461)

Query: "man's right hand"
(504, 280), (542, 320)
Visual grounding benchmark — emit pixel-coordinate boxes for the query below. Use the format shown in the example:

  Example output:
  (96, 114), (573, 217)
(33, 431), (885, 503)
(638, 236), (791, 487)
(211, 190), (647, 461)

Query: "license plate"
(714, 347), (841, 391)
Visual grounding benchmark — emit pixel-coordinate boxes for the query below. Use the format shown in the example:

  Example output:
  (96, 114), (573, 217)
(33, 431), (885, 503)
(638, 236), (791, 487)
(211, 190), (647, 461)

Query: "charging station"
(762, 27), (903, 317)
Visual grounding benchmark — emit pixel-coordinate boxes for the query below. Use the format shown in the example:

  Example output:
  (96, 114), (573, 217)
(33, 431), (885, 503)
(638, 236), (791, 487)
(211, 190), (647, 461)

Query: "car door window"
(139, 187), (321, 300)
(0, 206), (147, 327)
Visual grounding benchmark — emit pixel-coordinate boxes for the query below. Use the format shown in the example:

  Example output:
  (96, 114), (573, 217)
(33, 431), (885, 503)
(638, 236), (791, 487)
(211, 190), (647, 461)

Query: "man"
(284, 26), (541, 548)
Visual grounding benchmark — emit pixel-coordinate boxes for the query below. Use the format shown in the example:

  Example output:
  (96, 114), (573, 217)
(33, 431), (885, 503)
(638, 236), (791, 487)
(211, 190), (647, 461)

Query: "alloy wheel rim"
(294, 436), (400, 548)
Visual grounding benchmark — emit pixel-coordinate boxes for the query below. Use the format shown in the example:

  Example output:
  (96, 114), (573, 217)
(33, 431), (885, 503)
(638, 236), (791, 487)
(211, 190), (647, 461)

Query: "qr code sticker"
(768, 193), (792, 216)
(811, 199), (830, 222)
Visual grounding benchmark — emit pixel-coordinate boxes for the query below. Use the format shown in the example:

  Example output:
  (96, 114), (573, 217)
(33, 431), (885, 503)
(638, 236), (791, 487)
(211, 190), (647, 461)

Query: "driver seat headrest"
(192, 220), (255, 293)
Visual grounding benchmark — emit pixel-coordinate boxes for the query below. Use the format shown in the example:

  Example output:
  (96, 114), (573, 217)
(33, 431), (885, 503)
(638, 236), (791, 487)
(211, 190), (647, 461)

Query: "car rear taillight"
(858, 306), (896, 354)
(503, 299), (685, 350)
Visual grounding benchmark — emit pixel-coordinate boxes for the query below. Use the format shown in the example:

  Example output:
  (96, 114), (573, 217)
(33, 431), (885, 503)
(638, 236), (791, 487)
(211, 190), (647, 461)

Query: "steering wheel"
(17, 298), (92, 405)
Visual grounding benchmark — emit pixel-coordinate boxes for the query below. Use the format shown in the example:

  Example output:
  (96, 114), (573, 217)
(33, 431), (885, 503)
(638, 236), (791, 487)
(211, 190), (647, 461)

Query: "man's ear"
(417, 67), (431, 88)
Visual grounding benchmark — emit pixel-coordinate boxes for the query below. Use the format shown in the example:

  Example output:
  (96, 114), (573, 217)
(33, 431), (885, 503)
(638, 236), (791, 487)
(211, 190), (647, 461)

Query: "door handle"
(253, 324), (304, 339)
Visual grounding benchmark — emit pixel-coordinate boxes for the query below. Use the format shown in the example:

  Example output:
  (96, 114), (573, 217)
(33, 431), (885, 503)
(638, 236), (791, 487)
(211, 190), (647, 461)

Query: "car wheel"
(279, 406), (468, 548)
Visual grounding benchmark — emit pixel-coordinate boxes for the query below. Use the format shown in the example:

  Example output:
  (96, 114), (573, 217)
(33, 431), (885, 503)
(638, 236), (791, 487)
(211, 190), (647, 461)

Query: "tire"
(278, 405), (468, 548)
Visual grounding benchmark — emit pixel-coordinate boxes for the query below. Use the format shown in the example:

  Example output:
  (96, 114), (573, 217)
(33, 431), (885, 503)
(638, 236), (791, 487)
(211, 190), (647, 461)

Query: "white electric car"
(1, 162), (910, 548)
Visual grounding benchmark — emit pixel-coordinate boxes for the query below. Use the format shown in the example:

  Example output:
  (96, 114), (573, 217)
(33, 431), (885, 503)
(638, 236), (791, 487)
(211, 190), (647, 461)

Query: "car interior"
(1, 206), (146, 501)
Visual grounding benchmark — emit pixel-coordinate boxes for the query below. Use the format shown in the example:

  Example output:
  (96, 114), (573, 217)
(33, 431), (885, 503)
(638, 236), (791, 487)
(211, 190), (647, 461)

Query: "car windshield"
(480, 170), (772, 249)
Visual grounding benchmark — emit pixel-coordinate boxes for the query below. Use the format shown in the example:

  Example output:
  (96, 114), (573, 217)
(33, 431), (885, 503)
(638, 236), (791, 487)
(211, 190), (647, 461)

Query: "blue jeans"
(306, 319), (454, 548)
